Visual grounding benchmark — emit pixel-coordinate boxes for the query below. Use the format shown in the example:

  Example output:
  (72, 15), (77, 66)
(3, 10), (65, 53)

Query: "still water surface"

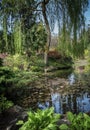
(15, 68), (90, 114)
(37, 72), (90, 114)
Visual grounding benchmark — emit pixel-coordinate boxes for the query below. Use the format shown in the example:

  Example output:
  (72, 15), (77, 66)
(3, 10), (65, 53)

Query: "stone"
(0, 105), (27, 130)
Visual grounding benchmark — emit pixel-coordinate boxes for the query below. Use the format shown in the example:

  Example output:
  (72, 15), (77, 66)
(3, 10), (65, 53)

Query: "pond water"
(14, 67), (90, 114)
(36, 69), (90, 114)
(38, 89), (90, 114)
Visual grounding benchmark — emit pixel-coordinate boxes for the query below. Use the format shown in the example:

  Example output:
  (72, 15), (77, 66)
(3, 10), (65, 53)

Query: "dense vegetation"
(17, 108), (90, 130)
(0, 0), (90, 129)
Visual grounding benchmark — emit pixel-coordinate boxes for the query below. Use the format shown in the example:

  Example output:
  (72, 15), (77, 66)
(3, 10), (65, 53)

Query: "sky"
(85, 2), (90, 25)
(53, 3), (90, 34)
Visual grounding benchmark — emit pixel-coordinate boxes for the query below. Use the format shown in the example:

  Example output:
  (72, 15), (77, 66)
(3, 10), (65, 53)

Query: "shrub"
(0, 58), (3, 66)
(17, 107), (60, 130)
(60, 112), (90, 130)
(0, 95), (13, 113)
(28, 55), (45, 72)
(0, 67), (15, 94)
(3, 54), (28, 71)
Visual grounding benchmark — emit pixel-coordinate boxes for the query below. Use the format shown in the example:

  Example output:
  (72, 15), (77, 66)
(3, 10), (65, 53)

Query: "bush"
(0, 58), (3, 66)
(0, 67), (15, 94)
(0, 95), (13, 113)
(28, 55), (45, 72)
(60, 112), (90, 130)
(3, 54), (29, 71)
(17, 107), (60, 130)
(17, 108), (90, 130)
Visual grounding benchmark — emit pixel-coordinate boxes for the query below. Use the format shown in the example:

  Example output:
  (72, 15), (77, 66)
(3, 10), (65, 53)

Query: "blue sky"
(85, 2), (90, 25)
(53, 3), (90, 34)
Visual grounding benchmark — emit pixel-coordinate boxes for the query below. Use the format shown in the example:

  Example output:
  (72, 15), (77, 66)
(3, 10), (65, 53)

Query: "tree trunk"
(41, 0), (51, 66)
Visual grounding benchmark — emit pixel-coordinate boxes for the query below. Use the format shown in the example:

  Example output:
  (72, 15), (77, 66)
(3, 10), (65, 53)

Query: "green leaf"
(84, 113), (90, 121)
(47, 123), (57, 130)
(59, 124), (69, 130)
(67, 111), (74, 122)
(16, 120), (24, 125)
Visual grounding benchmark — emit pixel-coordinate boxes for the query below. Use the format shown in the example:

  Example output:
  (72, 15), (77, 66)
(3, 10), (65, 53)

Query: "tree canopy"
(0, 0), (89, 61)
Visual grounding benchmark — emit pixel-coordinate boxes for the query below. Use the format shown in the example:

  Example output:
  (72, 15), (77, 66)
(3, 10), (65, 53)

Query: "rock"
(57, 115), (70, 126)
(0, 105), (28, 130)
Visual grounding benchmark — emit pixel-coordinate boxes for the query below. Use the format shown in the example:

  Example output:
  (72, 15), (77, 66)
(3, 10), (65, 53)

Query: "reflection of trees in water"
(77, 92), (90, 113)
(50, 90), (90, 114)
(13, 77), (90, 114)
(51, 92), (61, 113)
(68, 73), (75, 85)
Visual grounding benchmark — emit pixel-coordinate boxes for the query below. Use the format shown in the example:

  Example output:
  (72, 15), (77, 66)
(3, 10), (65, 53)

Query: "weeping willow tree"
(3, 16), (8, 52)
(78, 26), (90, 58)
(13, 21), (22, 54)
(56, 0), (89, 58)
(57, 2), (72, 57)
(35, 0), (89, 65)
(0, 0), (37, 54)
(0, 0), (89, 59)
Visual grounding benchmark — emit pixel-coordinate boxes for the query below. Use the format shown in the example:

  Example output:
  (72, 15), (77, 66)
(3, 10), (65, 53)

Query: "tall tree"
(0, 0), (89, 61)
(0, 0), (36, 54)
(35, 0), (89, 65)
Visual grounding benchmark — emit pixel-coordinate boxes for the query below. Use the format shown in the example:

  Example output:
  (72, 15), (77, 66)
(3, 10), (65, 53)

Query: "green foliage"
(59, 124), (69, 130)
(3, 54), (29, 71)
(48, 56), (73, 69)
(13, 71), (41, 88)
(0, 58), (3, 66)
(0, 66), (14, 79)
(17, 107), (60, 130)
(13, 21), (22, 54)
(0, 66), (15, 94)
(3, 16), (8, 52)
(0, 66), (15, 85)
(17, 108), (90, 130)
(58, 28), (71, 57)
(0, 0), (36, 54)
(0, 95), (13, 113)
(25, 22), (47, 52)
(0, 65), (41, 93)
(28, 55), (45, 72)
(60, 112), (90, 130)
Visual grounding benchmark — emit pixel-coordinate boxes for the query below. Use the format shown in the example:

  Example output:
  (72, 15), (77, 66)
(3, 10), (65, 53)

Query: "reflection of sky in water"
(51, 93), (61, 113)
(38, 92), (90, 114)
(68, 73), (75, 85)
(77, 93), (90, 113)
(38, 73), (90, 114)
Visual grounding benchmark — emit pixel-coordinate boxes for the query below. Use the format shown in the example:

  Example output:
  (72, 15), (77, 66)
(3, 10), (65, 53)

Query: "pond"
(37, 72), (90, 114)
(13, 66), (90, 114)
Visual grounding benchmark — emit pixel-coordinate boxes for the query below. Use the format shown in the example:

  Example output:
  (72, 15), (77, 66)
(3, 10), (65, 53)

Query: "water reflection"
(38, 101), (50, 110)
(68, 73), (75, 85)
(14, 67), (90, 114)
(77, 93), (90, 113)
(38, 91), (90, 114)
(51, 92), (61, 113)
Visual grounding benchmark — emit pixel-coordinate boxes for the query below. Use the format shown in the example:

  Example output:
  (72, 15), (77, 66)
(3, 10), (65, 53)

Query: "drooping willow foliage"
(3, 16), (8, 52)
(56, 0), (89, 58)
(0, 0), (89, 59)
(58, 25), (89, 58)
(0, 0), (37, 54)
(13, 21), (22, 54)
